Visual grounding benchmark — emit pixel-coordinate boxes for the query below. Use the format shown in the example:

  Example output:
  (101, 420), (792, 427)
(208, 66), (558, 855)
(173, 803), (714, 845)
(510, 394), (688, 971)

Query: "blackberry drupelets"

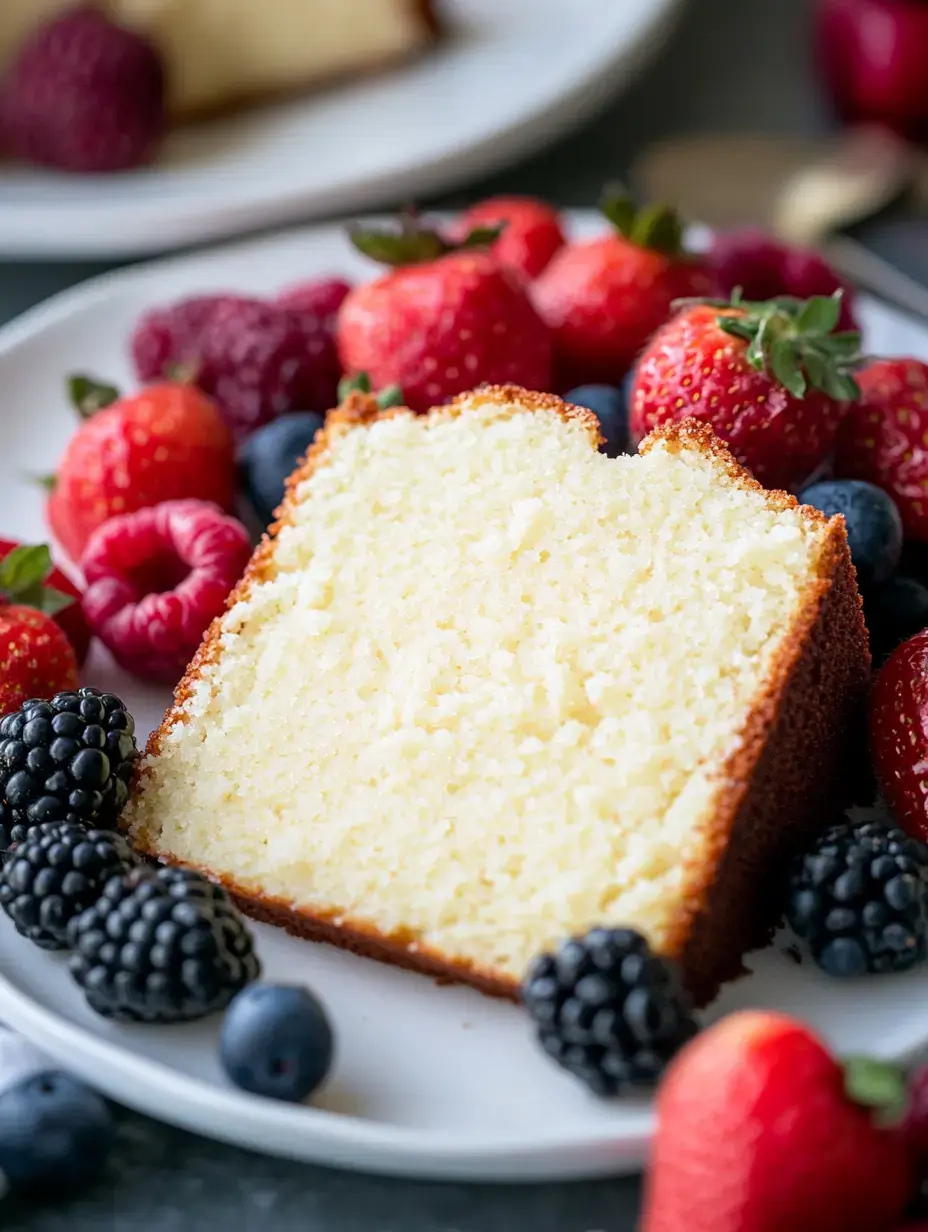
(786, 818), (928, 976)
(523, 927), (698, 1096)
(69, 865), (260, 1023)
(0, 821), (136, 950)
(0, 688), (137, 846)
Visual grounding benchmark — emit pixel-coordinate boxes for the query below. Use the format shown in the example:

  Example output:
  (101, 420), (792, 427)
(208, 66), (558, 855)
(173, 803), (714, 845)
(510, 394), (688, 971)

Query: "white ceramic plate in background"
(1, 213), (928, 1181)
(0, 0), (685, 259)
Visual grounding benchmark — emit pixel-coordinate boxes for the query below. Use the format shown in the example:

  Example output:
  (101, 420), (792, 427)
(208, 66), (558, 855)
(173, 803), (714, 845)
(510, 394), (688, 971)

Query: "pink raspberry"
(197, 298), (342, 442)
(131, 295), (249, 384)
(81, 499), (252, 683)
(276, 277), (352, 322)
(709, 228), (859, 331)
(1, 6), (166, 174)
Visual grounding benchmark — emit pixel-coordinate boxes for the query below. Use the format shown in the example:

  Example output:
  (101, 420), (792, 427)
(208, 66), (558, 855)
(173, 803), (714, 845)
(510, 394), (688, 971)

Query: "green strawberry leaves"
(67, 374), (121, 419)
(713, 290), (862, 402)
(842, 1056), (908, 1126)
(349, 210), (504, 267)
(599, 187), (687, 257)
(0, 545), (74, 617)
(337, 372), (405, 409)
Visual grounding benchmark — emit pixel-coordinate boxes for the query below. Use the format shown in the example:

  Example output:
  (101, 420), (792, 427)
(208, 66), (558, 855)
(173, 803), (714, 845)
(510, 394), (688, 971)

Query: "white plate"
(2, 213), (928, 1182)
(0, 0), (684, 260)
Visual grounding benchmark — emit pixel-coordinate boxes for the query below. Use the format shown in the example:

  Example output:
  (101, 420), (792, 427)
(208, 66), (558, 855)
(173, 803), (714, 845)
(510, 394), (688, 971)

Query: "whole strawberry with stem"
(641, 1010), (914, 1232)
(0, 548), (79, 715)
(835, 358), (928, 542)
(0, 6), (166, 174)
(336, 214), (552, 413)
(871, 628), (928, 844)
(629, 292), (862, 490)
(532, 192), (718, 388)
(46, 376), (236, 565)
(0, 540), (89, 665)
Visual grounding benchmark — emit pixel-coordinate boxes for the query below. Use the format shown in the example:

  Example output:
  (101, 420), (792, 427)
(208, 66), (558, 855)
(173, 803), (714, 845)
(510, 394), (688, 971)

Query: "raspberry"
(131, 295), (248, 384)
(276, 278), (352, 322)
(1, 7), (166, 174)
(80, 499), (252, 683)
(197, 299), (342, 442)
(709, 229), (859, 331)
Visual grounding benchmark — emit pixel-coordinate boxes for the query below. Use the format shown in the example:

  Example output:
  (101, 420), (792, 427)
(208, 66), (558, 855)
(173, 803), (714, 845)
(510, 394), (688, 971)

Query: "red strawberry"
(0, 604), (79, 718)
(629, 292), (862, 490)
(47, 377), (236, 565)
(336, 216), (551, 413)
(0, 541), (90, 665)
(453, 196), (566, 281)
(532, 194), (718, 388)
(834, 358), (928, 542)
(870, 628), (928, 843)
(641, 1011), (913, 1232)
(0, 6), (166, 174)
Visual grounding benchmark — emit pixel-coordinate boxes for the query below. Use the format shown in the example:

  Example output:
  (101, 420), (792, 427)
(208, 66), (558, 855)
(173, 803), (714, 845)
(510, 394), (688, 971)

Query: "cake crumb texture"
(125, 388), (868, 1002)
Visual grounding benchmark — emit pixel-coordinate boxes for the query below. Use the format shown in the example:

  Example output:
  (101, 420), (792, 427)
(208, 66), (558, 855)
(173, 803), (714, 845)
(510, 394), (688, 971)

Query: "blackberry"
(68, 865), (261, 1023)
(0, 821), (136, 950)
(786, 818), (928, 977)
(0, 688), (137, 846)
(522, 927), (698, 1096)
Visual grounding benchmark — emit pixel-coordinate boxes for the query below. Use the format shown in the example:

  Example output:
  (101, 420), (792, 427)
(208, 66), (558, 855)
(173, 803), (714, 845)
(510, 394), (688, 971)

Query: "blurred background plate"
(0, 0), (685, 260)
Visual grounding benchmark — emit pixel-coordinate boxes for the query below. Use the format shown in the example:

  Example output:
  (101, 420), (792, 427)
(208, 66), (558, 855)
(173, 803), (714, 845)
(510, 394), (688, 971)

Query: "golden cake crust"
(132, 386), (869, 1006)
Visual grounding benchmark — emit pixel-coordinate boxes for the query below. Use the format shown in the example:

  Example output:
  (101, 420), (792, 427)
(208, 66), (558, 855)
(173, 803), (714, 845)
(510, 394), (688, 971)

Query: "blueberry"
(864, 574), (928, 665)
(799, 479), (903, 588)
(0, 1070), (113, 1196)
(239, 413), (325, 527)
(219, 983), (334, 1102)
(564, 382), (632, 458)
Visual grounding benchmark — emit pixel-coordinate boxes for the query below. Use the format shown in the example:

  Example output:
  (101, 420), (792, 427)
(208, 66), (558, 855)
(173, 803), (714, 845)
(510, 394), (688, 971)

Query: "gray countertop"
(1, 0), (820, 1227)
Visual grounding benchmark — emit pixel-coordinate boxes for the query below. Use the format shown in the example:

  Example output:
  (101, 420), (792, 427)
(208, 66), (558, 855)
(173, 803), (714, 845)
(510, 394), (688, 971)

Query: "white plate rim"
(0, 0), (686, 259)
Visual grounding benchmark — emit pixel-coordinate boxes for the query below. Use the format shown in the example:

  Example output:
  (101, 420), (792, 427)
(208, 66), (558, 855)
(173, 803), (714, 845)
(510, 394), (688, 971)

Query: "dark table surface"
(1, 0), (820, 1227)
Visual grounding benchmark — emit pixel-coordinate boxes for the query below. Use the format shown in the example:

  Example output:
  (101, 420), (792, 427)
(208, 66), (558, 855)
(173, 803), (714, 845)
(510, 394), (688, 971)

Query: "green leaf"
(771, 339), (807, 398)
(716, 316), (755, 344)
(746, 313), (771, 373)
(29, 585), (75, 617)
(796, 294), (841, 335)
(803, 349), (829, 391)
(338, 373), (372, 401)
(822, 331), (864, 358)
(347, 223), (449, 267)
(0, 544), (52, 599)
(821, 370), (861, 402)
(628, 203), (685, 256)
(842, 1057), (908, 1124)
(376, 384), (405, 410)
(458, 224), (505, 251)
(67, 374), (120, 419)
(599, 191), (637, 238)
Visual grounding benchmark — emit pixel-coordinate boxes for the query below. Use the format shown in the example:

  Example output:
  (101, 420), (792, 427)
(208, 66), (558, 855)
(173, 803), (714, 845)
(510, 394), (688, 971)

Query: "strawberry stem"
(681, 290), (863, 402)
(67, 374), (120, 419)
(0, 544), (74, 617)
(338, 372), (405, 410)
(599, 187), (686, 257)
(843, 1056), (908, 1124)
(348, 211), (503, 267)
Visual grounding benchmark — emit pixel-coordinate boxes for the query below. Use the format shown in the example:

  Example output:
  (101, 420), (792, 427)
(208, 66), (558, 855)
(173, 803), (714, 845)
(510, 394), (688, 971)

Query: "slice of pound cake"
(124, 385), (869, 1006)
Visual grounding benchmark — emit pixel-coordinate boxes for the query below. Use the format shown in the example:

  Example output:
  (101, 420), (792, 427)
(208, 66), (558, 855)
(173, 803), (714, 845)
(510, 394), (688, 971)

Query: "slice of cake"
(0, 0), (438, 120)
(124, 386), (869, 1006)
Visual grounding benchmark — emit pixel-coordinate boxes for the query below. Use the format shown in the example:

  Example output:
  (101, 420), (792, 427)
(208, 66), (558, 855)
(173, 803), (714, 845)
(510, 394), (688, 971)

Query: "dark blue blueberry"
(239, 413), (325, 528)
(0, 1070), (114, 1196)
(564, 382), (631, 458)
(864, 574), (928, 665)
(799, 479), (903, 588)
(219, 983), (334, 1102)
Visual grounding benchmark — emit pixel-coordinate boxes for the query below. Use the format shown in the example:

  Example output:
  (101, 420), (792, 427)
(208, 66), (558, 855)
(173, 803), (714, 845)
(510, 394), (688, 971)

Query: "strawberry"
(629, 292), (862, 490)
(870, 628), (928, 843)
(834, 358), (928, 542)
(0, 541), (89, 665)
(641, 1010), (913, 1232)
(0, 551), (80, 715)
(453, 195), (566, 281)
(532, 193), (718, 388)
(336, 215), (552, 413)
(46, 377), (236, 565)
